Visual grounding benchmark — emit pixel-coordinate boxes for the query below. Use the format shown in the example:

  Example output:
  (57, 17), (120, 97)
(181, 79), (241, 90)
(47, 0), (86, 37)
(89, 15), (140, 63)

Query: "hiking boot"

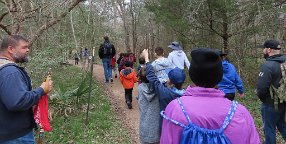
(110, 78), (113, 82)
(105, 80), (109, 83)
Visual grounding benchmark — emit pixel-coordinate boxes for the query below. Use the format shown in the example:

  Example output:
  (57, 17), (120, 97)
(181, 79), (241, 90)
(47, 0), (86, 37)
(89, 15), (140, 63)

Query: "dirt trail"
(76, 61), (140, 143)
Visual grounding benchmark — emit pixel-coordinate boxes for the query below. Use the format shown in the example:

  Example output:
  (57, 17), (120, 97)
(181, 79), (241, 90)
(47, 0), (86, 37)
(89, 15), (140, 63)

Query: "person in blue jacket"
(0, 35), (53, 143)
(217, 50), (244, 101)
(141, 49), (186, 130)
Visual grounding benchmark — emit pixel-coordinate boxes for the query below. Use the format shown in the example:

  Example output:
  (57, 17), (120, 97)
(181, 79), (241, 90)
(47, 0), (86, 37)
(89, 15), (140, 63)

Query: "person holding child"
(141, 49), (186, 131)
(138, 66), (160, 144)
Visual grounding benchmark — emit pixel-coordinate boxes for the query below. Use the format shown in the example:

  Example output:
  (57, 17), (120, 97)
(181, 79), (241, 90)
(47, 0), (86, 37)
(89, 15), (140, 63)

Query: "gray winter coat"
(138, 82), (160, 143)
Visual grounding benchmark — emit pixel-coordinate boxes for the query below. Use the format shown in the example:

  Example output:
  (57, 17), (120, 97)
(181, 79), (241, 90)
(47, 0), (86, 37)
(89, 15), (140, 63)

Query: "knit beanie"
(189, 48), (223, 88)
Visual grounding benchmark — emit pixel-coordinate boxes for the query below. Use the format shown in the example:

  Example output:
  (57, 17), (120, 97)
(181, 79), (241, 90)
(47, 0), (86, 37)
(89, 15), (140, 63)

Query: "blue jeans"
(261, 103), (286, 144)
(0, 131), (35, 144)
(102, 58), (112, 81)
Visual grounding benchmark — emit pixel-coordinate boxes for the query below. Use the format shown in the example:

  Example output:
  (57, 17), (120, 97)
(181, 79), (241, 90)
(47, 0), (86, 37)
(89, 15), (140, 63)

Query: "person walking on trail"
(98, 36), (116, 83)
(160, 48), (260, 144)
(217, 50), (244, 101)
(82, 48), (89, 68)
(120, 61), (138, 109)
(152, 47), (173, 84)
(141, 49), (186, 130)
(118, 49), (136, 72)
(111, 55), (117, 78)
(117, 53), (124, 73)
(137, 57), (146, 84)
(74, 51), (80, 65)
(256, 40), (286, 144)
(167, 41), (190, 70)
(0, 35), (53, 143)
(138, 66), (160, 144)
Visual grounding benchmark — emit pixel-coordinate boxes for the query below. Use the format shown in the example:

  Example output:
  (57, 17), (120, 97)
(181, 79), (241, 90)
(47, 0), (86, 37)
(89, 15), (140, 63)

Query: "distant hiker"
(256, 40), (286, 144)
(117, 53), (124, 73)
(111, 55), (117, 78)
(160, 48), (260, 144)
(118, 49), (136, 72)
(81, 48), (89, 69)
(138, 66), (160, 144)
(137, 57), (146, 84)
(217, 50), (244, 101)
(141, 49), (186, 130)
(152, 47), (173, 83)
(137, 57), (146, 73)
(120, 61), (138, 109)
(74, 52), (80, 65)
(0, 35), (53, 143)
(167, 41), (190, 70)
(98, 36), (116, 83)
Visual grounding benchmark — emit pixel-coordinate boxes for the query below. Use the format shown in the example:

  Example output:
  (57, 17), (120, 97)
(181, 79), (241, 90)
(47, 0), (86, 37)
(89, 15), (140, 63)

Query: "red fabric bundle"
(34, 94), (52, 132)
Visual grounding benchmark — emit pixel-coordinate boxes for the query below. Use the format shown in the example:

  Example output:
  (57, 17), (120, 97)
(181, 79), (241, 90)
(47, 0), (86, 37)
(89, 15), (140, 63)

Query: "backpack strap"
(160, 98), (191, 128)
(160, 111), (187, 128)
(219, 101), (238, 132)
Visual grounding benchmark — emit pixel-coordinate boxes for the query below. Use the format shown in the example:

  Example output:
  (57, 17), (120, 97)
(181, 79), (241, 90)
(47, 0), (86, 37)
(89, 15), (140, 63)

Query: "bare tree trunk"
(70, 11), (78, 49)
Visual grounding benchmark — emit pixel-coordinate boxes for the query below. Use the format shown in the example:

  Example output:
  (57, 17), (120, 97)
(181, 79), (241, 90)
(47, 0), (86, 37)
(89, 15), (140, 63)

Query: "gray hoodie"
(138, 83), (160, 143)
(168, 50), (190, 69)
(151, 57), (173, 83)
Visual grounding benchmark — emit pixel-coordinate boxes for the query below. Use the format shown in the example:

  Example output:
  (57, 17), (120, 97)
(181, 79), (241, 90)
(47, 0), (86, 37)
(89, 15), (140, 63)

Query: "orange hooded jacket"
(120, 67), (138, 89)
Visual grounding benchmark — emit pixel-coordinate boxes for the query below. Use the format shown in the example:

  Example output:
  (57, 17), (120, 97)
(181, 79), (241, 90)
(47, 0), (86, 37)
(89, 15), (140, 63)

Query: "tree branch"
(29, 0), (83, 48)
(0, 23), (11, 34)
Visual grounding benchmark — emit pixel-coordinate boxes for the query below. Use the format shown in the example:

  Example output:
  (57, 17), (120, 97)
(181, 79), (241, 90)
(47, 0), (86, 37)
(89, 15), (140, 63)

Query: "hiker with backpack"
(141, 49), (186, 130)
(0, 35), (53, 143)
(98, 36), (116, 83)
(152, 47), (173, 84)
(167, 41), (190, 70)
(257, 40), (286, 144)
(118, 49), (136, 72)
(160, 48), (260, 144)
(137, 66), (160, 144)
(217, 50), (245, 101)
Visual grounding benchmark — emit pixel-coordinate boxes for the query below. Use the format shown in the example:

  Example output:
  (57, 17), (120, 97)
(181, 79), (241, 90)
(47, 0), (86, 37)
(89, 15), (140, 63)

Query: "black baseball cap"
(257, 39), (281, 50)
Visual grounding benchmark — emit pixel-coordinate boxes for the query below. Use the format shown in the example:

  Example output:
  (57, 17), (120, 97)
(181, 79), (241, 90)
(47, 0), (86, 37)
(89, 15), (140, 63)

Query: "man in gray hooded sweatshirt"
(152, 47), (173, 83)
(167, 41), (190, 70)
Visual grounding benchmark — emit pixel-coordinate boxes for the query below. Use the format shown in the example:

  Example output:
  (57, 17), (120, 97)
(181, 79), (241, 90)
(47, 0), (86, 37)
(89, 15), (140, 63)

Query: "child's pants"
(125, 88), (133, 104)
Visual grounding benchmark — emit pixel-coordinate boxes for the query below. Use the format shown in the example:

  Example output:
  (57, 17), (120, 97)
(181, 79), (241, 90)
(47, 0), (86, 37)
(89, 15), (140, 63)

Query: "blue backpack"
(161, 98), (238, 144)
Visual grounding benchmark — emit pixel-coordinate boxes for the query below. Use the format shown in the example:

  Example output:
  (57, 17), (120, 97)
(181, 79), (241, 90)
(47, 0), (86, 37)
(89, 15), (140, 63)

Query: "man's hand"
(40, 76), (53, 94)
(141, 49), (149, 63)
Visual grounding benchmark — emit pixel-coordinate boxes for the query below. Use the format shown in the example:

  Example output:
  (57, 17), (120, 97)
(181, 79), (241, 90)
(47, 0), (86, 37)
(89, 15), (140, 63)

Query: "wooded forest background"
(0, 0), (286, 86)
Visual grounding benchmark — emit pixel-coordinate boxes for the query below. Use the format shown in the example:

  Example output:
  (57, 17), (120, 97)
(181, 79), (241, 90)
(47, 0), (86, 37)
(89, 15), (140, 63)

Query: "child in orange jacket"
(120, 61), (138, 109)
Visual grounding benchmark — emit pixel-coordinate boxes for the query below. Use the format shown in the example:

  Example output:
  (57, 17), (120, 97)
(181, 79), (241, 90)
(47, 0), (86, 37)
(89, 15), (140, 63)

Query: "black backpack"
(99, 42), (113, 59)
(103, 42), (113, 55)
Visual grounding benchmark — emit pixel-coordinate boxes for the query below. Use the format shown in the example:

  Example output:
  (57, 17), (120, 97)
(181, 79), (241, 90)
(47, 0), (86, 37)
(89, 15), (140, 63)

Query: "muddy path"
(76, 61), (140, 143)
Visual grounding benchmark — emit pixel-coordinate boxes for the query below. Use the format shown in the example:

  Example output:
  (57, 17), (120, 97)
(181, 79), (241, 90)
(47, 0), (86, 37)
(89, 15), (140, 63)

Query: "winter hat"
(189, 48), (223, 88)
(165, 67), (186, 84)
(168, 41), (182, 50)
(257, 39), (281, 50)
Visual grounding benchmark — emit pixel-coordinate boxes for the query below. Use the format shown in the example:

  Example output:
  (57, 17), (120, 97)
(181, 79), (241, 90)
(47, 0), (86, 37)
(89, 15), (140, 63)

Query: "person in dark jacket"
(141, 49), (186, 130)
(217, 50), (244, 101)
(98, 36), (116, 83)
(256, 39), (286, 144)
(0, 35), (53, 143)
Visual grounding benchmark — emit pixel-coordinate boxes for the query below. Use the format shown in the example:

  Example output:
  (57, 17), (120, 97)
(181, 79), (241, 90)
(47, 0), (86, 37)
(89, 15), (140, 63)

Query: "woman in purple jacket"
(160, 48), (260, 144)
